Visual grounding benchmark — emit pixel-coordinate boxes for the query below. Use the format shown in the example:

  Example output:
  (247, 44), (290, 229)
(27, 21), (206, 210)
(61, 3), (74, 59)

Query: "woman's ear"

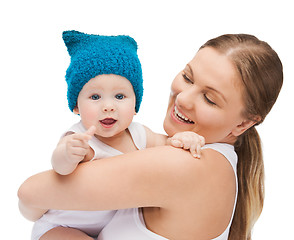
(231, 116), (261, 137)
(73, 106), (80, 115)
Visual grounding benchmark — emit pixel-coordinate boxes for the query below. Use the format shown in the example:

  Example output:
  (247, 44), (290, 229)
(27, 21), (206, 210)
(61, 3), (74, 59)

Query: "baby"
(26, 31), (204, 240)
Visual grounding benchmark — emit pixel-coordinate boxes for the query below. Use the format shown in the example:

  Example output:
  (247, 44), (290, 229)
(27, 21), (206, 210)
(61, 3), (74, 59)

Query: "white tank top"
(98, 143), (238, 240)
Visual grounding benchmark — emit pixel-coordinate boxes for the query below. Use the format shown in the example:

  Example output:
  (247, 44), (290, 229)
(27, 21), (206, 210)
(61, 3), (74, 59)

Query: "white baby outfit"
(97, 143), (238, 240)
(31, 121), (146, 240)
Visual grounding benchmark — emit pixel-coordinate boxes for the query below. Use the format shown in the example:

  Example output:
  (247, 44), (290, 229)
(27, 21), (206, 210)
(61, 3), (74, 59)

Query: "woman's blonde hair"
(201, 34), (283, 240)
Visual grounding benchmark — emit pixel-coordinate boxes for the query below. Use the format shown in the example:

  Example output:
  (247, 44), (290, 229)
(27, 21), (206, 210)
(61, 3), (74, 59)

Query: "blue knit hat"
(63, 30), (143, 112)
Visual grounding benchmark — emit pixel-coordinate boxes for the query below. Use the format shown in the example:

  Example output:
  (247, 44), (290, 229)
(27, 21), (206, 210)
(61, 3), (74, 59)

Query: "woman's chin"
(163, 115), (177, 137)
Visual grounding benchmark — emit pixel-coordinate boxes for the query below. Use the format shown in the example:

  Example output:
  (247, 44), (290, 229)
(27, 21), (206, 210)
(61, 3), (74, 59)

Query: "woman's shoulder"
(202, 143), (238, 174)
(146, 145), (237, 238)
(175, 143), (237, 237)
(142, 144), (236, 183)
(144, 145), (236, 203)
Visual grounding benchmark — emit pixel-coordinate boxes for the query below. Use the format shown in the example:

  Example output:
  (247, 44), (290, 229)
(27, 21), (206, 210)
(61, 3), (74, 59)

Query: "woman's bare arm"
(18, 146), (203, 210)
(18, 200), (47, 221)
(18, 145), (235, 214)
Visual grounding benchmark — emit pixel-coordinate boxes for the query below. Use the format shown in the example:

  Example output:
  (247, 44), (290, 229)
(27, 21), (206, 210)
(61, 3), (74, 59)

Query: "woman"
(18, 34), (283, 240)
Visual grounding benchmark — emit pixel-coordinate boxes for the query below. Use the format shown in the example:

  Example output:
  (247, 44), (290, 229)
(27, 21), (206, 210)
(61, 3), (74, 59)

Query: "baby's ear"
(73, 106), (80, 115)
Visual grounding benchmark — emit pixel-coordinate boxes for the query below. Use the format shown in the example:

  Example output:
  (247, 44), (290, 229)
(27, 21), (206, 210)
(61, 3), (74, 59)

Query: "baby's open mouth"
(99, 118), (117, 128)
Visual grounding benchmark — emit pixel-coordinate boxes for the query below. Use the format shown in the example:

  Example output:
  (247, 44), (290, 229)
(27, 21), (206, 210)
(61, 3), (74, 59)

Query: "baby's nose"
(103, 104), (115, 112)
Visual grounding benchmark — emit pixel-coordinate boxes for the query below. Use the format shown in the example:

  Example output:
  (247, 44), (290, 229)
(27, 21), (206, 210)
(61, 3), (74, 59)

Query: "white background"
(1, 0), (293, 239)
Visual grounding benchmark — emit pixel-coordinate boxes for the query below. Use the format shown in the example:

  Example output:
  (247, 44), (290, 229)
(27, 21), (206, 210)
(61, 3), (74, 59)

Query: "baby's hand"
(64, 126), (96, 163)
(168, 132), (205, 158)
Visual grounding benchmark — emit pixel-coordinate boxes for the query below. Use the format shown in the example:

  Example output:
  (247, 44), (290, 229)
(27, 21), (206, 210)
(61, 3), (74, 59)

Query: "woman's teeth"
(174, 106), (194, 124)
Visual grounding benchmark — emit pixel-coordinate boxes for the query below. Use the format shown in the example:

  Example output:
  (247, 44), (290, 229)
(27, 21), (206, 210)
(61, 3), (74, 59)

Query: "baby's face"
(74, 74), (136, 138)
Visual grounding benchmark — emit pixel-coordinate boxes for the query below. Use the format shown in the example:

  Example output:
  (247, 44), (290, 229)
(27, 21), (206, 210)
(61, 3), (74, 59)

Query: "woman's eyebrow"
(186, 64), (193, 76)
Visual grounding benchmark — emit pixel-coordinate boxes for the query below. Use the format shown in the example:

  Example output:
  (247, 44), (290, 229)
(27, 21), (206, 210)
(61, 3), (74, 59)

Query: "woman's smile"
(172, 105), (195, 124)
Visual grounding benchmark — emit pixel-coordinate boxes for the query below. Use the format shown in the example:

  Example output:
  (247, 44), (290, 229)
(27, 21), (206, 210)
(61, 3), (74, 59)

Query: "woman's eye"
(115, 94), (125, 100)
(91, 94), (100, 100)
(182, 73), (193, 84)
(204, 94), (216, 106)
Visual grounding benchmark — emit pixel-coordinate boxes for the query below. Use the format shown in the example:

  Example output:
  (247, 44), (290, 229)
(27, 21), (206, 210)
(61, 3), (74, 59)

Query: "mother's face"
(163, 47), (254, 144)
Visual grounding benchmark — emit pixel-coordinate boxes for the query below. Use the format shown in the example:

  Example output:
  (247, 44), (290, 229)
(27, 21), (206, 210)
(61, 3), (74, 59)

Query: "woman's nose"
(176, 89), (194, 110)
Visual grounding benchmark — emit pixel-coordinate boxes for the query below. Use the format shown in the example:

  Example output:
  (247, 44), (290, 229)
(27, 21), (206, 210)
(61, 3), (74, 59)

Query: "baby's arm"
(167, 131), (205, 158)
(18, 124), (96, 221)
(144, 126), (204, 158)
(144, 126), (168, 148)
(52, 126), (96, 175)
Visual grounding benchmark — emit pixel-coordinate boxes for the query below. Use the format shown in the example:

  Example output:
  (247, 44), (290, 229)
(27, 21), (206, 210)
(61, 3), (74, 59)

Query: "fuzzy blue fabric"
(63, 30), (143, 112)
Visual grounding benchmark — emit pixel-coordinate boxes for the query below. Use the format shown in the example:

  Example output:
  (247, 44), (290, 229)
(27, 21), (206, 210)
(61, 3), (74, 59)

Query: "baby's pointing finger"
(85, 126), (96, 137)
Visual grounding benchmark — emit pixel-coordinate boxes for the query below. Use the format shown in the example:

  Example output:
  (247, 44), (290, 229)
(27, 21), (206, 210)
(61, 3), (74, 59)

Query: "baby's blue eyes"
(115, 94), (125, 100)
(90, 94), (125, 100)
(91, 94), (101, 100)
